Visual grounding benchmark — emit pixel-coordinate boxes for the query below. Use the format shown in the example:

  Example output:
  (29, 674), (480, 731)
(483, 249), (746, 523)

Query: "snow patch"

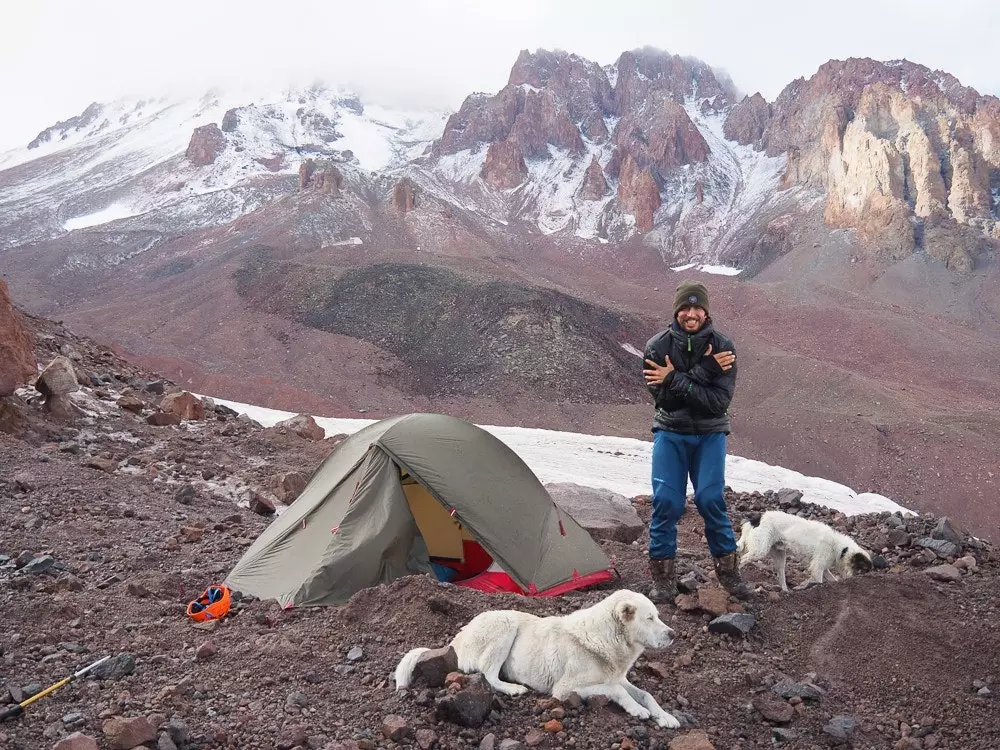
(670, 262), (743, 276)
(63, 203), (140, 231)
(204, 395), (915, 518)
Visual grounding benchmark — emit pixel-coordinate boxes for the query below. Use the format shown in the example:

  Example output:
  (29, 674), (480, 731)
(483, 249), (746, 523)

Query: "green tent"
(225, 413), (614, 607)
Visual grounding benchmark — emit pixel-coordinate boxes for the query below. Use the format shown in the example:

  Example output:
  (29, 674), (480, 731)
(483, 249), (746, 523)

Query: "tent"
(225, 413), (615, 607)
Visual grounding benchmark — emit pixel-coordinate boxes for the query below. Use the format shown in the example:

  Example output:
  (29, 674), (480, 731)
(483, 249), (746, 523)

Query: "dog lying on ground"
(736, 510), (874, 592)
(393, 589), (680, 728)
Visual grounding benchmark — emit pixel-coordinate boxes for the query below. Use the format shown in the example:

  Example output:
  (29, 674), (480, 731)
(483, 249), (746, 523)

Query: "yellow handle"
(19, 677), (70, 708)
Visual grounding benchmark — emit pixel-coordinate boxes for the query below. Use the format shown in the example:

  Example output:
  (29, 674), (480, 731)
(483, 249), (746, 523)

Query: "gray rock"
(91, 653), (135, 681)
(772, 727), (798, 744)
(346, 646), (363, 661)
(677, 572), (700, 594)
(166, 718), (189, 746)
(823, 715), (855, 742)
(886, 529), (911, 547)
(22, 683), (42, 699)
(499, 741), (526, 750)
(707, 613), (756, 636)
(978, 686), (992, 697)
(771, 677), (824, 702)
(932, 517), (963, 547)
(158, 731), (179, 750)
(22, 556), (56, 575)
(434, 674), (493, 728)
(545, 482), (644, 543)
(776, 488), (803, 508)
(917, 537), (960, 558)
(174, 484), (196, 505)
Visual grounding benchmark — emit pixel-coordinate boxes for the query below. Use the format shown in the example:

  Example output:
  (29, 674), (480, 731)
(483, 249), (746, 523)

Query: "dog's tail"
(393, 647), (430, 689)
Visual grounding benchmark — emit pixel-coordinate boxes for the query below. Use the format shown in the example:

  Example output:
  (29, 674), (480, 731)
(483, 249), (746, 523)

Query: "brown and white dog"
(736, 510), (873, 592)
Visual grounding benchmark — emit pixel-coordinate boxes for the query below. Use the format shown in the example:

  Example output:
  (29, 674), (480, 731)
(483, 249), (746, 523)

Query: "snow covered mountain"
(3, 48), (999, 278)
(0, 50), (805, 269)
(0, 85), (449, 247)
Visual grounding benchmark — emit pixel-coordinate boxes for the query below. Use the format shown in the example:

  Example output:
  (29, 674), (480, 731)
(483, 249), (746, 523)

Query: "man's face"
(676, 305), (707, 332)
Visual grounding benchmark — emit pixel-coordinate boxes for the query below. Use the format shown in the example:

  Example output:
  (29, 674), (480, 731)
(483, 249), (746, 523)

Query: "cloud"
(1, 0), (998, 151)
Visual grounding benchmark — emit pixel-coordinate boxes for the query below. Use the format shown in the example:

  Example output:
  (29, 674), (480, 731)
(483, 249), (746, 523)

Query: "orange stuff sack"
(186, 584), (232, 622)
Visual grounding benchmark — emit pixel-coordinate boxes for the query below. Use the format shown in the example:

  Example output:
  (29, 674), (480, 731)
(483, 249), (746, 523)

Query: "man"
(641, 280), (751, 601)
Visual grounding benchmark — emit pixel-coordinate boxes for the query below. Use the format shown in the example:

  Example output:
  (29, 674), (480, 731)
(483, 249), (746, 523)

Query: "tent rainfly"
(225, 413), (615, 607)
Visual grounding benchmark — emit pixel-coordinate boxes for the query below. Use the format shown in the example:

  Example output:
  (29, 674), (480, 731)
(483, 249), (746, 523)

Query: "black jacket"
(642, 320), (736, 434)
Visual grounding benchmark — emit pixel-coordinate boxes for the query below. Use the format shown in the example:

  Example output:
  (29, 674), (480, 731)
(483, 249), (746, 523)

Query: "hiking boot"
(648, 557), (677, 603)
(714, 552), (754, 599)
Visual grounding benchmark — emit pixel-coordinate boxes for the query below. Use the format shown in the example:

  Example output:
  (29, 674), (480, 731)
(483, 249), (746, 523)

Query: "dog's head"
(610, 590), (675, 650)
(838, 544), (874, 577)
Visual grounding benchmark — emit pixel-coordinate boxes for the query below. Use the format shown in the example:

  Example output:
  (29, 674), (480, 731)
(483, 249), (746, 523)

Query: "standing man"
(641, 280), (751, 601)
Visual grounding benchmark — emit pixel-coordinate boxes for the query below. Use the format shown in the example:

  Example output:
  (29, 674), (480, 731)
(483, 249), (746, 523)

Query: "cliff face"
(729, 58), (1000, 269)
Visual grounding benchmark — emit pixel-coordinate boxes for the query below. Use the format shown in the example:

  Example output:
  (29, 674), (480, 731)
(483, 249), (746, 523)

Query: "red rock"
(393, 179), (417, 212)
(723, 92), (771, 147)
(668, 730), (715, 750)
(53, 733), (100, 750)
(116, 391), (145, 413)
(0, 280), (36, 396)
(578, 155), (608, 200)
(159, 391), (205, 421)
(524, 728), (546, 747)
(616, 154), (660, 231)
(381, 715), (411, 742)
(146, 411), (182, 427)
(480, 139), (528, 189)
(185, 123), (227, 166)
(542, 719), (563, 733)
(696, 586), (730, 617)
(415, 728), (438, 749)
(270, 471), (309, 504)
(275, 414), (325, 441)
(102, 715), (156, 750)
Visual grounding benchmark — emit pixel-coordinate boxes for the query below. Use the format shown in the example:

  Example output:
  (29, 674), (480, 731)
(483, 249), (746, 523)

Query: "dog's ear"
(745, 512), (762, 528)
(839, 546), (850, 559)
(852, 552), (873, 574)
(617, 601), (637, 622)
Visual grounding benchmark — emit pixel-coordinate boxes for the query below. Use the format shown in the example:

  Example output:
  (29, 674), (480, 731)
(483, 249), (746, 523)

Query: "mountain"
(1, 48), (999, 541)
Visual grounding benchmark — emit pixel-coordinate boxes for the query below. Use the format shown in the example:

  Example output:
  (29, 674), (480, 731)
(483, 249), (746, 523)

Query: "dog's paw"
(628, 706), (651, 720)
(794, 580), (821, 591)
(655, 713), (681, 729)
(503, 684), (528, 697)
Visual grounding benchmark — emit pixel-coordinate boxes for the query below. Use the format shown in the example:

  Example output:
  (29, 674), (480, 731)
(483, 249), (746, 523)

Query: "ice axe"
(0, 655), (110, 722)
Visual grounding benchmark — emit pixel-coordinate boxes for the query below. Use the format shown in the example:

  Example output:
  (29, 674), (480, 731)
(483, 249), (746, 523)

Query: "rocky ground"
(1, 318), (999, 750)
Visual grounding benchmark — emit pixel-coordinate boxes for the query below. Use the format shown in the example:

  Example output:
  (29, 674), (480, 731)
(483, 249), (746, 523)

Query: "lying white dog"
(737, 510), (874, 592)
(394, 589), (680, 728)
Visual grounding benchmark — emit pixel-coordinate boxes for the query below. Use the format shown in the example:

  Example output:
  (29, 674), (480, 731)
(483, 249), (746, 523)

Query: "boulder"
(546, 482), (644, 543)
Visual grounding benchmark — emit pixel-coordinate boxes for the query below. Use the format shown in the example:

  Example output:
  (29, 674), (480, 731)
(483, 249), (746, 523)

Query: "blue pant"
(649, 430), (736, 560)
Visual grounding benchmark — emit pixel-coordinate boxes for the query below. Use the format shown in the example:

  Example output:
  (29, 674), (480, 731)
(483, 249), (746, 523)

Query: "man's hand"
(643, 357), (674, 386)
(704, 344), (736, 372)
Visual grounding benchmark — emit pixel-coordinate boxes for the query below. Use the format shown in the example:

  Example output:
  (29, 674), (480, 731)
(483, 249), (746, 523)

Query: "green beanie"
(673, 280), (709, 318)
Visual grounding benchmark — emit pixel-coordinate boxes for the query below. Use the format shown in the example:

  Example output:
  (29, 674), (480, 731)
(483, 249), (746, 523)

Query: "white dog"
(736, 510), (874, 592)
(394, 589), (680, 728)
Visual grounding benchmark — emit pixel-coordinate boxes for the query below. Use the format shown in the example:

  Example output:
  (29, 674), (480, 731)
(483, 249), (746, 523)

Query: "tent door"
(400, 473), (470, 561)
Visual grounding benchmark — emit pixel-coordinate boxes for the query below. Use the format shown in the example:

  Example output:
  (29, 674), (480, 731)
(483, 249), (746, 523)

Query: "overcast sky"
(1, 0), (998, 151)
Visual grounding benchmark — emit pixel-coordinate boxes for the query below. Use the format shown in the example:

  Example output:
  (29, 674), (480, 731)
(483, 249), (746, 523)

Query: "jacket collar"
(669, 319), (715, 344)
